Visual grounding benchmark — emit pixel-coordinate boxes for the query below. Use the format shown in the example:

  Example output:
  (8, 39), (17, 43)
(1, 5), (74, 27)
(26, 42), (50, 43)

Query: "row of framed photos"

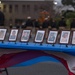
(0, 29), (75, 44)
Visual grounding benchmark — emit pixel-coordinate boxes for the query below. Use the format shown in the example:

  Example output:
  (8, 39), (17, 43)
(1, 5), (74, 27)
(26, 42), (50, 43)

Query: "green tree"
(62, 0), (75, 9)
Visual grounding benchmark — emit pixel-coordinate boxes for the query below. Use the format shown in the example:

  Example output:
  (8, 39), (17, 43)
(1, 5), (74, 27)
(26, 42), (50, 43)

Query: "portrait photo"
(72, 31), (75, 44)
(47, 31), (58, 43)
(0, 29), (7, 41)
(60, 31), (70, 44)
(35, 30), (45, 43)
(21, 30), (31, 42)
(9, 29), (18, 41)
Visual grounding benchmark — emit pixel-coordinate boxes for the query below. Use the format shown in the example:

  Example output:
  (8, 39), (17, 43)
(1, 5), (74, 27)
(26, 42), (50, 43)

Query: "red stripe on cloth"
(0, 51), (75, 75)
(49, 54), (75, 75)
(0, 53), (16, 65)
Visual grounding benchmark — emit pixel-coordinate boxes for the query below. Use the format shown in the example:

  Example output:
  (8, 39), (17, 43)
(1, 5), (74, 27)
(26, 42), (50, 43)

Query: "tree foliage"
(62, 0), (75, 7)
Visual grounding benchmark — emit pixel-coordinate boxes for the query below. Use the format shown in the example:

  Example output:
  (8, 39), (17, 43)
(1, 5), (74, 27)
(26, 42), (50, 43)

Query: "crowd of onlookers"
(0, 10), (75, 30)
(18, 16), (75, 31)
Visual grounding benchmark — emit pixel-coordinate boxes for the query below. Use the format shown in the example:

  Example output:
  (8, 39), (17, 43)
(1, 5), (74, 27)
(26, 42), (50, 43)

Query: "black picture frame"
(21, 30), (31, 42)
(0, 29), (7, 41)
(71, 31), (75, 45)
(47, 30), (58, 44)
(9, 29), (18, 42)
(34, 30), (45, 43)
(59, 31), (70, 44)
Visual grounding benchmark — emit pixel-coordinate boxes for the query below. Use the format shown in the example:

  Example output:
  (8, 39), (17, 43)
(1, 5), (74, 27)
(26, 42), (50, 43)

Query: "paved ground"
(1, 62), (68, 75)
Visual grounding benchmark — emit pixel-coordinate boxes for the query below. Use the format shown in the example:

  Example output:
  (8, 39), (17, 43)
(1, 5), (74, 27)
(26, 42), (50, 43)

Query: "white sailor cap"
(45, 18), (48, 20)
(27, 16), (31, 19)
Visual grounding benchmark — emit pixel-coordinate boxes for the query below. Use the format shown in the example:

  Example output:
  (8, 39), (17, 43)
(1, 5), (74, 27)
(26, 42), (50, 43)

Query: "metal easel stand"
(0, 68), (9, 75)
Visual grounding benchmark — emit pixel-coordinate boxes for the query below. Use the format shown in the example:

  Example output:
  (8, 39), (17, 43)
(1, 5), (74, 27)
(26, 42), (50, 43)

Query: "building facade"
(0, 0), (53, 25)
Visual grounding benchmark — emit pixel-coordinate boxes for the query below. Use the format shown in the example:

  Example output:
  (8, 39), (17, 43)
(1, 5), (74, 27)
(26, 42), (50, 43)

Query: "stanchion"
(0, 68), (9, 75)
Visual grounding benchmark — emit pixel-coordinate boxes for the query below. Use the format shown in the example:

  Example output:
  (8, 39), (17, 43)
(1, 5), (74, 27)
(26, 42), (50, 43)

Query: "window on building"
(9, 18), (13, 26)
(34, 5), (38, 11)
(15, 5), (18, 12)
(3, 5), (6, 12)
(9, 5), (12, 13)
(27, 5), (30, 11)
(22, 5), (26, 13)
(40, 5), (45, 11)
(0, 7), (1, 10)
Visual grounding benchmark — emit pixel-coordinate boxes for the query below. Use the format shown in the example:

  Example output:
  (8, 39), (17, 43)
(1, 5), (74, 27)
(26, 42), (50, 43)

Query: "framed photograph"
(9, 29), (18, 41)
(21, 30), (31, 42)
(47, 31), (58, 44)
(60, 31), (70, 44)
(0, 29), (7, 41)
(72, 31), (75, 44)
(34, 30), (45, 43)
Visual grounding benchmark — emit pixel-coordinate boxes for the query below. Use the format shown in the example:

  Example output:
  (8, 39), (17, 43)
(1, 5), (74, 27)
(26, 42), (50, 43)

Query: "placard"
(0, 29), (7, 41)
(21, 30), (31, 42)
(47, 31), (58, 43)
(60, 31), (70, 44)
(9, 29), (18, 41)
(34, 30), (45, 43)
(72, 31), (75, 44)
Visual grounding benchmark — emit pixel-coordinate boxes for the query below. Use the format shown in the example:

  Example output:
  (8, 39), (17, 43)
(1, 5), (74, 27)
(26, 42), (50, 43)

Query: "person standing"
(0, 10), (5, 26)
(42, 18), (49, 39)
(42, 18), (49, 29)
(25, 16), (33, 29)
(48, 18), (53, 29)
(33, 19), (40, 33)
(51, 19), (57, 30)
(34, 19), (39, 29)
(58, 17), (66, 30)
(25, 16), (33, 38)
(70, 18), (75, 30)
